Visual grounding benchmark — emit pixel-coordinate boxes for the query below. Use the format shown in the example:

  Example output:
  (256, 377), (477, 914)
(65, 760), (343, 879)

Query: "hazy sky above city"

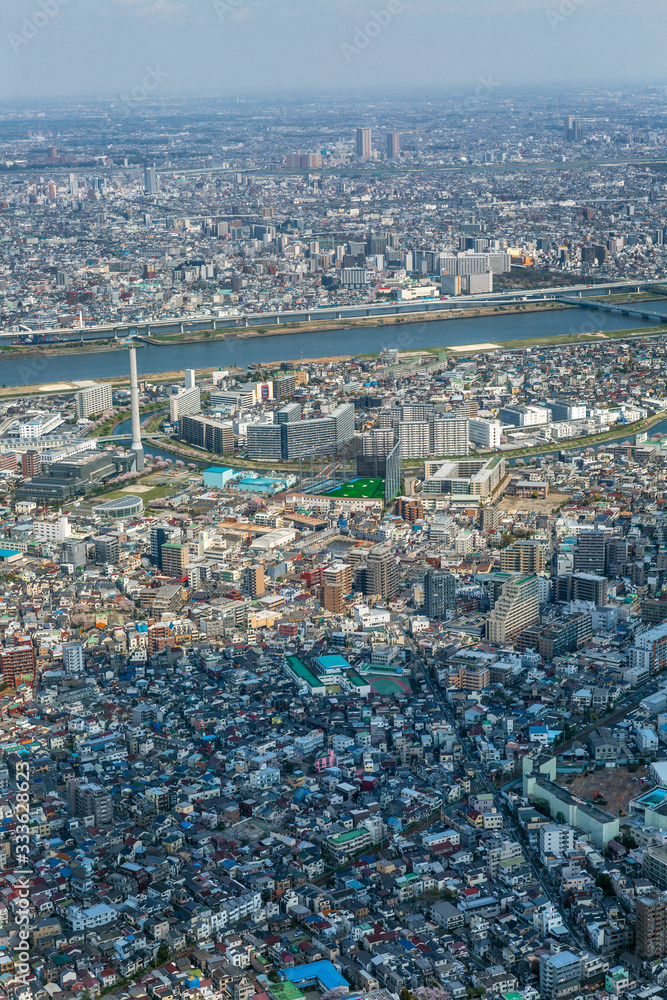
(0, 0), (665, 101)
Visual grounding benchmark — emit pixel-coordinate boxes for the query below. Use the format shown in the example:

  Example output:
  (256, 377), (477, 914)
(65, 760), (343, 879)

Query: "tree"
(157, 943), (170, 964)
(268, 971), (280, 984)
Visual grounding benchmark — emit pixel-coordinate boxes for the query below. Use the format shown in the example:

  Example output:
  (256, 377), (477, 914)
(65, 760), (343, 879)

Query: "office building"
(17, 450), (134, 502)
(468, 418), (502, 449)
(564, 115), (581, 141)
(246, 565), (265, 598)
(144, 165), (158, 194)
(365, 550), (399, 600)
(487, 574), (539, 645)
(539, 951), (582, 998)
(635, 892), (667, 958)
(355, 127), (372, 159)
(179, 414), (234, 455)
(574, 530), (606, 575)
(161, 542), (189, 578)
(499, 404), (550, 427)
(424, 569), (457, 619)
(75, 383), (113, 419)
(386, 132), (400, 158)
(62, 642), (84, 673)
(545, 401), (587, 421)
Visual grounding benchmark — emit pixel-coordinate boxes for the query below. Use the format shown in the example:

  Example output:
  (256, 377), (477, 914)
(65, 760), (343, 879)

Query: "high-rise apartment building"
(68, 779), (113, 826)
(365, 550), (399, 600)
(21, 451), (41, 478)
(75, 383), (113, 419)
(246, 565), (265, 598)
(574, 530), (606, 575)
(0, 645), (36, 687)
(487, 574), (539, 645)
(169, 383), (201, 422)
(179, 414), (234, 455)
(500, 540), (546, 575)
(539, 952), (582, 998)
(62, 642), (84, 673)
(322, 561), (351, 614)
(161, 542), (189, 578)
(144, 165), (158, 194)
(424, 569), (457, 619)
(94, 535), (119, 565)
(636, 892), (667, 959)
(355, 128), (372, 159)
(386, 132), (400, 158)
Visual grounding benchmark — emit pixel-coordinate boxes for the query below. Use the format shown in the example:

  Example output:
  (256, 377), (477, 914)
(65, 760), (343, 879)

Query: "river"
(2, 305), (663, 386)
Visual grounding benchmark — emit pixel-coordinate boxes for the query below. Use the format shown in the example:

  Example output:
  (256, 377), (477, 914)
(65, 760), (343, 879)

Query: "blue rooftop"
(279, 961), (348, 992)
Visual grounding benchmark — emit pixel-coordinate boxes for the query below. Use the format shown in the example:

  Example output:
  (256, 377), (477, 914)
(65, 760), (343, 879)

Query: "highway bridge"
(1, 280), (655, 344)
(556, 295), (667, 325)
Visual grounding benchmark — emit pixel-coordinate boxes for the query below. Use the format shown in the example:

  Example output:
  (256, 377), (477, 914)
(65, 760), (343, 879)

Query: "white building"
(75, 383), (113, 419)
(468, 417), (502, 449)
(18, 412), (64, 439)
(169, 384), (201, 422)
(62, 642), (85, 673)
(33, 516), (71, 543)
(539, 823), (575, 858)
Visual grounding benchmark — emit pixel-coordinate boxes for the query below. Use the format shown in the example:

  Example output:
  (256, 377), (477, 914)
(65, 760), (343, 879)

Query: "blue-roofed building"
(279, 961), (349, 993)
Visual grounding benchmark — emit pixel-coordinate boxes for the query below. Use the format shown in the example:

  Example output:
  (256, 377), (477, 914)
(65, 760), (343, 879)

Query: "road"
(417, 656), (588, 949)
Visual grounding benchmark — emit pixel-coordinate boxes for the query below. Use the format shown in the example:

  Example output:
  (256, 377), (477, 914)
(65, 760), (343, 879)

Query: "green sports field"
(324, 477), (385, 499)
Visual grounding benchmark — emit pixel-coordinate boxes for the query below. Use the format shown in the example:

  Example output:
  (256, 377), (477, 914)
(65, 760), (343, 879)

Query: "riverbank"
(2, 321), (666, 401)
(0, 299), (570, 363)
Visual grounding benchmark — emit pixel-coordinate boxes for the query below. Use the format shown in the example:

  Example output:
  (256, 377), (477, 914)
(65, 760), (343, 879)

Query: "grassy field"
(324, 477), (385, 499)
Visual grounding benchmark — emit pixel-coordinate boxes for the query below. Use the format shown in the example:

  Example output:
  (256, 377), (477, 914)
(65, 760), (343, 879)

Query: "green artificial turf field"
(324, 477), (385, 499)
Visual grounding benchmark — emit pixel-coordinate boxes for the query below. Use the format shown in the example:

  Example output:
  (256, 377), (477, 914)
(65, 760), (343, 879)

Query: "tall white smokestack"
(129, 344), (145, 472)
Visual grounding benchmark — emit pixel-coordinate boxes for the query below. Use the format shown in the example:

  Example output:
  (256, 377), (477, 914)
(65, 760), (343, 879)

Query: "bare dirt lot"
(556, 765), (648, 817)
(497, 492), (571, 514)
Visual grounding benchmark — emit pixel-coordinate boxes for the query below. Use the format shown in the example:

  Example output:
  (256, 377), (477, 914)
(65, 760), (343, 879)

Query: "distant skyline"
(0, 0), (666, 101)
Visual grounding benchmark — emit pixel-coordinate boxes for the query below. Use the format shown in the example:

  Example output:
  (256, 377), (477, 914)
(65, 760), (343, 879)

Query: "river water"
(2, 305), (663, 386)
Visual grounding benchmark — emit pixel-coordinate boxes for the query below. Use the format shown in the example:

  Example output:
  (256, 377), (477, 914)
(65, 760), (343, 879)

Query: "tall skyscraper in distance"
(564, 116), (581, 141)
(355, 128), (372, 160)
(144, 165), (158, 194)
(386, 132), (400, 158)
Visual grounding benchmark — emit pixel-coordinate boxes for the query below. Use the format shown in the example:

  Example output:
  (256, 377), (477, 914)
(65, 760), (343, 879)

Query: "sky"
(0, 0), (665, 101)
